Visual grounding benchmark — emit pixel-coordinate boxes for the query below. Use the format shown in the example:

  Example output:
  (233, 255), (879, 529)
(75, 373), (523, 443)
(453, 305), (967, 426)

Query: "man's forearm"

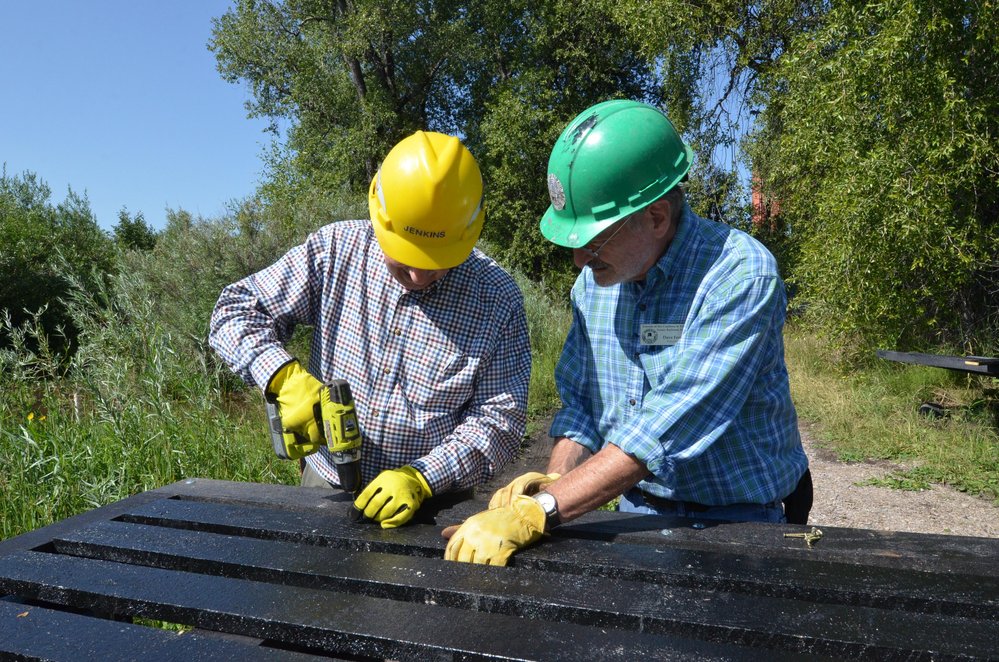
(547, 436), (592, 475)
(545, 443), (649, 523)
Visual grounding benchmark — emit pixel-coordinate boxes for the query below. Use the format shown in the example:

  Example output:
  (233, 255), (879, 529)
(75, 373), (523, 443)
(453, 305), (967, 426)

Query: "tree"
(209, 0), (665, 288)
(113, 208), (158, 250)
(210, 0), (477, 191)
(0, 169), (116, 355)
(749, 0), (999, 355)
(470, 1), (663, 288)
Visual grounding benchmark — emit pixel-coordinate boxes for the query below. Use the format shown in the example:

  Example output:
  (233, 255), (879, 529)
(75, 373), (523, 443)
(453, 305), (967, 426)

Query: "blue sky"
(1, 1), (276, 231)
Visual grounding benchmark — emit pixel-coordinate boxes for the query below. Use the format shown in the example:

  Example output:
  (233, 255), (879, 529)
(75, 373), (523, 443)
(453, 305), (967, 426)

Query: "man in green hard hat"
(444, 99), (811, 565)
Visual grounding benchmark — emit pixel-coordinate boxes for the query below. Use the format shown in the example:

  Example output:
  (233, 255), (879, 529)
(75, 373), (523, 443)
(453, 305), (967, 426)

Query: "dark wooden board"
(0, 598), (323, 661)
(0, 478), (996, 661)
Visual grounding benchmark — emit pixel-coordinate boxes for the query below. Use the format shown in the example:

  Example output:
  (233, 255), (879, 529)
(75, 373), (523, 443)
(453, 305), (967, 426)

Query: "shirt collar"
(396, 262), (459, 302)
(648, 202), (697, 284)
(410, 271), (450, 299)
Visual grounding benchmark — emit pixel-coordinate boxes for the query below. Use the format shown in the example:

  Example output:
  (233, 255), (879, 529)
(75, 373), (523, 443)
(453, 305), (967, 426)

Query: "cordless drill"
(265, 379), (362, 496)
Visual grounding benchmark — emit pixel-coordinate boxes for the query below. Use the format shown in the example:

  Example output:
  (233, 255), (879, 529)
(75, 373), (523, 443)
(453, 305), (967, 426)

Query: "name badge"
(640, 324), (683, 346)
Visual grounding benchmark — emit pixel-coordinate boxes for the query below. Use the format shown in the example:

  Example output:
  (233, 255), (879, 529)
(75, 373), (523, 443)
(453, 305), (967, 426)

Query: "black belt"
(639, 491), (711, 512)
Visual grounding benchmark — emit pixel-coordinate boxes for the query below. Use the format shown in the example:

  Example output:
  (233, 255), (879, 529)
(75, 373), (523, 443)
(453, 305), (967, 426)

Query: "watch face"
(535, 492), (557, 515)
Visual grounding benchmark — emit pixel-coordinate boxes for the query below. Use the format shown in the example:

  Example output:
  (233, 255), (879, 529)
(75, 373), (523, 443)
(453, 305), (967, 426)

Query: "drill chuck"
(333, 458), (362, 495)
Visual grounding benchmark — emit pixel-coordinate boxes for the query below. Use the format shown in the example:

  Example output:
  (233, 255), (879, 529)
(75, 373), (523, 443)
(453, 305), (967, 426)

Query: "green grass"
(784, 325), (999, 502)
(858, 469), (934, 492)
(0, 257), (572, 543)
(0, 386), (299, 541)
(0, 273), (300, 542)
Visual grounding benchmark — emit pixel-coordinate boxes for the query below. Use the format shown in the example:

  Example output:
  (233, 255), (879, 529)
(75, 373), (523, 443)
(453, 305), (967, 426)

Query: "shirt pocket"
(402, 341), (479, 414)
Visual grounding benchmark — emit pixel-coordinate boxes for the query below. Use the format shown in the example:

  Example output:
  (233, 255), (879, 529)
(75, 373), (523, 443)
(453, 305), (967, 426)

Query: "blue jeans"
(619, 488), (786, 524)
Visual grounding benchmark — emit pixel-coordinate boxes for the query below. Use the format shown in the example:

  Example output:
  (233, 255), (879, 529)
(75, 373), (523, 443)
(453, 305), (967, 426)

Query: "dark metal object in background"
(877, 350), (999, 376)
(877, 350), (997, 417)
(1, 479), (997, 660)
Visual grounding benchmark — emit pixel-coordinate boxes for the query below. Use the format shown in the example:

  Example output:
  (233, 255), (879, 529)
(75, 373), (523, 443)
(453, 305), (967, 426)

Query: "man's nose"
(573, 249), (594, 269)
(408, 268), (433, 285)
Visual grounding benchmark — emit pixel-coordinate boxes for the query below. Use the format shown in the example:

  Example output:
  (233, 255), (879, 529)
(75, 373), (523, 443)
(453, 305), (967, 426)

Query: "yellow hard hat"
(368, 131), (485, 269)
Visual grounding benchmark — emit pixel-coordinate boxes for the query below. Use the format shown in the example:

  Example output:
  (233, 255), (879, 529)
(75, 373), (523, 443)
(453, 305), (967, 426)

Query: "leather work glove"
(488, 472), (561, 510)
(266, 361), (324, 444)
(444, 494), (546, 566)
(354, 466), (433, 529)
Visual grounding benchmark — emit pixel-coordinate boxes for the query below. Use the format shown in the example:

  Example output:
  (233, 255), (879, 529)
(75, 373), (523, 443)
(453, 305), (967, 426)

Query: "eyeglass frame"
(575, 210), (641, 259)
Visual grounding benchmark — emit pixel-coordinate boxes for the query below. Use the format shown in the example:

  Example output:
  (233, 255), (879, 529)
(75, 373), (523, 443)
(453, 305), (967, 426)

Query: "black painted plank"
(0, 487), (175, 557)
(0, 551), (797, 662)
(877, 350), (999, 375)
(45, 519), (999, 660)
(547, 513), (999, 577)
(0, 599), (321, 661)
(116, 498), (999, 619)
(152, 479), (999, 578)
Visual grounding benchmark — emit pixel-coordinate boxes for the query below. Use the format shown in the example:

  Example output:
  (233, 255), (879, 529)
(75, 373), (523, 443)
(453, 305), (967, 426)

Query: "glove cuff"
(510, 494), (547, 534)
(398, 465), (433, 498)
(265, 359), (301, 396)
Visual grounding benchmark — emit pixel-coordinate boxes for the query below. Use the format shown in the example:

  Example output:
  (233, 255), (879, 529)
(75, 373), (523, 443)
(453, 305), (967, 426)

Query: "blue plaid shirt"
(209, 220), (531, 494)
(551, 206), (807, 505)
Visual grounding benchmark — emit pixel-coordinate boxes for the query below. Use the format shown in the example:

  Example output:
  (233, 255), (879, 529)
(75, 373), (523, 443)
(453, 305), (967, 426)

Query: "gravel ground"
(488, 417), (999, 539)
(800, 422), (999, 539)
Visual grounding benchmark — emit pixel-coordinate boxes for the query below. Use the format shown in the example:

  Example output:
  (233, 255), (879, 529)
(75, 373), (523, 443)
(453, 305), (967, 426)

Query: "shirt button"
(383, 368), (390, 374)
(370, 409), (379, 417)
(393, 328), (401, 336)
(629, 399), (637, 406)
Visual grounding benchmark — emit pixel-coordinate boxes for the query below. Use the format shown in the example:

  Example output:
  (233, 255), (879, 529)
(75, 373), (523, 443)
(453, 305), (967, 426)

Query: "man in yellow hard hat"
(209, 131), (531, 528)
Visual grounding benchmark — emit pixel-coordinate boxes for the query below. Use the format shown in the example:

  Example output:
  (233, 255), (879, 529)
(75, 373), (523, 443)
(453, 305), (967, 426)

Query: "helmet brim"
(540, 206), (619, 249)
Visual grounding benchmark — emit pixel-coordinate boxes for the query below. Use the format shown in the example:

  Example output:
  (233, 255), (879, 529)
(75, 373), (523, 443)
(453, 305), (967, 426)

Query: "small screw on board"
(784, 527), (824, 548)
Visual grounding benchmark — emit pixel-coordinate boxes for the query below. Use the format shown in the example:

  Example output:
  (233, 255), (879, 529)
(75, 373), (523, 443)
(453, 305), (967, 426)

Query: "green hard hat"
(540, 99), (694, 248)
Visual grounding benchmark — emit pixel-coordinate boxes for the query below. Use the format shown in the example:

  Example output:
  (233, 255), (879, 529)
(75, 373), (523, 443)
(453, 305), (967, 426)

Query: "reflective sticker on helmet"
(548, 174), (566, 210)
(465, 194), (483, 229)
(375, 171), (387, 211)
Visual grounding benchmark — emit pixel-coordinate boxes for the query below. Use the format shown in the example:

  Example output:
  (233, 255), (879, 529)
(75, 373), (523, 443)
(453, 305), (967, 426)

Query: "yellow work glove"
(444, 494), (546, 566)
(488, 472), (561, 510)
(353, 466), (432, 529)
(266, 361), (324, 445)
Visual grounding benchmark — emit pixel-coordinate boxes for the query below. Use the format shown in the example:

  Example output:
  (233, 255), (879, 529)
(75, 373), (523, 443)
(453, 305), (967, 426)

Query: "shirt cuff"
(249, 345), (296, 391)
(607, 418), (668, 476)
(408, 457), (442, 495)
(549, 409), (602, 454)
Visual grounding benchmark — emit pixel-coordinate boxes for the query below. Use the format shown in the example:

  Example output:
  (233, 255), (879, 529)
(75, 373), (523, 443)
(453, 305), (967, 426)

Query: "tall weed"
(518, 272), (570, 418)
(1, 225), (574, 542)
(0, 267), (297, 541)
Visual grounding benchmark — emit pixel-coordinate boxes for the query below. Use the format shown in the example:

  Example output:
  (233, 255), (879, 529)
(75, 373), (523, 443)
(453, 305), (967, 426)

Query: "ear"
(646, 198), (673, 239)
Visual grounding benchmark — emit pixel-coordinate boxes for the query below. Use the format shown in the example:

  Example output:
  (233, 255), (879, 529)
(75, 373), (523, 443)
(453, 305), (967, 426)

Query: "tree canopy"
(210, 0), (669, 288)
(750, 0), (999, 354)
(203, 0), (997, 354)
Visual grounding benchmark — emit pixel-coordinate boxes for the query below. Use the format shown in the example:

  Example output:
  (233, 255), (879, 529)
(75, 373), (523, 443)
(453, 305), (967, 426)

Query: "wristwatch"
(532, 492), (561, 529)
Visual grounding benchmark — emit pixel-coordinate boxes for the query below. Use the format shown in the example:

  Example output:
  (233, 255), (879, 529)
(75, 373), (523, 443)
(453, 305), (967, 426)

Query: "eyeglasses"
(576, 214), (635, 260)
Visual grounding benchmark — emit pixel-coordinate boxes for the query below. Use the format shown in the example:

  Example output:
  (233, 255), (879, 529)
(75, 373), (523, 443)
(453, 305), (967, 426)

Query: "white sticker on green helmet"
(547, 174), (566, 210)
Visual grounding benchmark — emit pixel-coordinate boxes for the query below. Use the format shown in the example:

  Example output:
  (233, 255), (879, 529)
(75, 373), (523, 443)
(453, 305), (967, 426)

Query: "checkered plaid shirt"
(550, 206), (807, 505)
(209, 220), (531, 493)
